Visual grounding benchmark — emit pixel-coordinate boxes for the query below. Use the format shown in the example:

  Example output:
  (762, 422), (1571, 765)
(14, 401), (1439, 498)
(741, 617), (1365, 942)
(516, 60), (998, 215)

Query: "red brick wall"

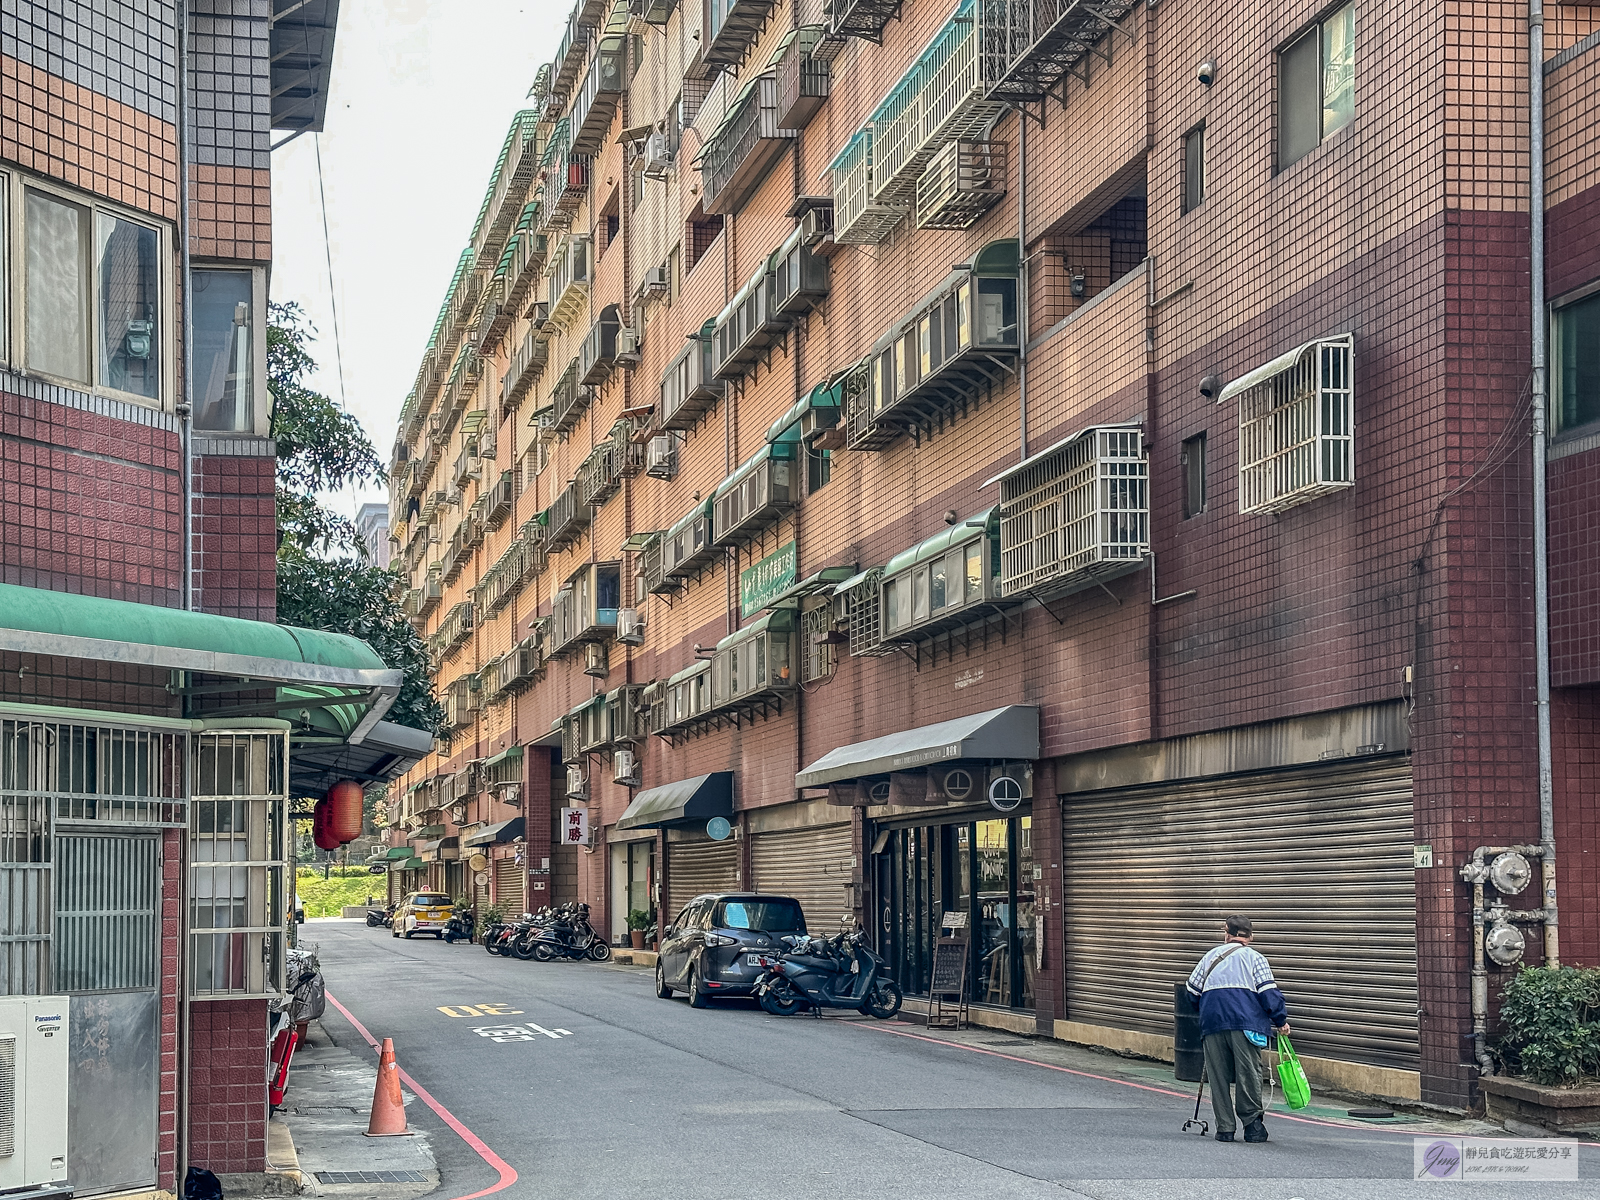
(187, 999), (269, 1175)
(1553, 687), (1600, 968)
(191, 454), (278, 621)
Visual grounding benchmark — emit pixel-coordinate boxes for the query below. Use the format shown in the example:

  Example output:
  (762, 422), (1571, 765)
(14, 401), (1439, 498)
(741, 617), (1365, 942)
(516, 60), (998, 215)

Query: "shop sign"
(559, 806), (590, 845)
(739, 541), (797, 617)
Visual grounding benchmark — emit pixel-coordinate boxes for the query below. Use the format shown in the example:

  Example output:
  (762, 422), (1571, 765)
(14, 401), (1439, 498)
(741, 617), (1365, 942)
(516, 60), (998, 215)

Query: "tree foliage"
(269, 302), (443, 737)
(1495, 966), (1600, 1085)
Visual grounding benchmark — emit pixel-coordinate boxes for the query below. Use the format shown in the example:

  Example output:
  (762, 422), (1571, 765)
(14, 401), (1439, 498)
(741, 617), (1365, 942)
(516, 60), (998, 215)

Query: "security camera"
(1199, 374), (1222, 399)
(1197, 59), (1217, 87)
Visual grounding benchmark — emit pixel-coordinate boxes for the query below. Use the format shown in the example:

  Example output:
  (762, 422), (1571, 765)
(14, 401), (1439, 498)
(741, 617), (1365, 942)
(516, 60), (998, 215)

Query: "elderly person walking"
(1185, 914), (1290, 1143)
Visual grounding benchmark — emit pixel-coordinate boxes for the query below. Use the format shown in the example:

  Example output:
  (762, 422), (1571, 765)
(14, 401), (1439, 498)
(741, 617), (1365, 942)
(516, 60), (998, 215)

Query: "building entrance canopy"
(465, 817), (525, 846)
(616, 772), (735, 830)
(795, 705), (1039, 788)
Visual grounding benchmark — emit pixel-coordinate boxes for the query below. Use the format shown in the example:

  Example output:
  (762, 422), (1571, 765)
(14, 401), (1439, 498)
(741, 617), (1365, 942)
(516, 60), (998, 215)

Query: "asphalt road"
(305, 919), (1598, 1200)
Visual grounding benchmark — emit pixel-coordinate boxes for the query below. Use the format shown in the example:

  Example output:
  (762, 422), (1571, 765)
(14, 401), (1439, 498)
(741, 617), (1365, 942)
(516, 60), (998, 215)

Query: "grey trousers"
(1203, 1030), (1266, 1132)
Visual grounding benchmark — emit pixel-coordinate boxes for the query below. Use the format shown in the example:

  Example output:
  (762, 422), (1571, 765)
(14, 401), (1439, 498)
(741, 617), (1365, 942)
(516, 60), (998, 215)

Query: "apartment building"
(0, 3), (429, 1194)
(387, 0), (1600, 1108)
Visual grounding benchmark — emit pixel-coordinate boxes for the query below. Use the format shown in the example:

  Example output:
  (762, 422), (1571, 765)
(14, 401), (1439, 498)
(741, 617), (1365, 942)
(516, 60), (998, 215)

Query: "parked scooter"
(753, 929), (902, 1018)
(442, 905), (476, 944)
(366, 903), (395, 928)
(486, 913), (531, 956)
(529, 902), (611, 962)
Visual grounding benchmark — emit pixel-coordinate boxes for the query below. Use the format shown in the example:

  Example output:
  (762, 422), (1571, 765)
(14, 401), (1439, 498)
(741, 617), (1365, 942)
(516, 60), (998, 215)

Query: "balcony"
(547, 235), (592, 330)
(769, 228), (829, 319)
(915, 139), (1006, 230)
(826, 0), (902, 43)
(702, 0), (779, 72)
(437, 600), (476, 655)
(472, 110), (542, 268)
(775, 28), (831, 130)
(829, 130), (909, 246)
(579, 440), (620, 508)
(712, 437), (798, 547)
(496, 636), (545, 695)
(846, 239), (1020, 449)
(486, 469), (515, 527)
(548, 561), (622, 658)
(475, 278), (513, 357)
(710, 610), (796, 718)
(660, 320), (723, 430)
(546, 358), (592, 436)
(701, 73), (793, 215)
(545, 478), (590, 552)
(983, 0), (1139, 106)
(479, 538), (526, 615)
(552, 4), (594, 103)
(537, 121), (591, 230)
(991, 424), (1149, 599)
(501, 207), (547, 312)
(570, 36), (626, 154)
(712, 257), (786, 381)
(501, 328), (550, 415)
(579, 304), (622, 386)
(440, 262), (487, 360)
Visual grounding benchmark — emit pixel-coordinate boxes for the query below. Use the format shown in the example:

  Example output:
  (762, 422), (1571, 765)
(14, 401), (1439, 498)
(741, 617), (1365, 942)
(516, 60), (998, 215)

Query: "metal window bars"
(1236, 336), (1354, 515)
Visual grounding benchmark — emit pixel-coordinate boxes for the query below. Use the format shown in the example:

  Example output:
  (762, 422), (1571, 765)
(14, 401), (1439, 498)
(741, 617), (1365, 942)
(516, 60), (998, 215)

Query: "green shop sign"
(740, 541), (797, 617)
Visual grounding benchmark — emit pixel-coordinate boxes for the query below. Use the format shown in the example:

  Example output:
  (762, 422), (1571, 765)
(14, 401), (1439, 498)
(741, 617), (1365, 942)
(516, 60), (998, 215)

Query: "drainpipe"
(1016, 113), (1028, 461)
(1528, 0), (1559, 969)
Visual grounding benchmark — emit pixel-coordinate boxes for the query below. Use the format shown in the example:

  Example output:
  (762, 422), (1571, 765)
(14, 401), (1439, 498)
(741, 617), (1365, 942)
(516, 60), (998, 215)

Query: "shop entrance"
(875, 816), (1034, 1009)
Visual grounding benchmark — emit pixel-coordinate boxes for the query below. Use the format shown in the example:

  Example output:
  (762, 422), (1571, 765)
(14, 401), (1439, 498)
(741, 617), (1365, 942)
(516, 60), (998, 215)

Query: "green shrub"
(1495, 966), (1600, 1086)
(627, 908), (653, 932)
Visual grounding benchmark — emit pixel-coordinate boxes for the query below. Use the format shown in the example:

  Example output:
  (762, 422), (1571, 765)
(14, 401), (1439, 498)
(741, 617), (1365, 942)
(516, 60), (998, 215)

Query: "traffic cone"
(364, 1038), (411, 1137)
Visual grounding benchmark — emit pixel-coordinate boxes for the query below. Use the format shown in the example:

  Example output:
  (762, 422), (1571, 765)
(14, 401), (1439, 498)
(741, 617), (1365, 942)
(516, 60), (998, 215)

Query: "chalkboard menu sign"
(927, 936), (970, 1029)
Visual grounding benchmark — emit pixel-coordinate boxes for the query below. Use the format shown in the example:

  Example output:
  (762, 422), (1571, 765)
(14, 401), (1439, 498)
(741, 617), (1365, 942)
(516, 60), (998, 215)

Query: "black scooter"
(754, 930), (902, 1019)
(365, 903), (395, 928)
(530, 903), (611, 962)
(442, 906), (476, 944)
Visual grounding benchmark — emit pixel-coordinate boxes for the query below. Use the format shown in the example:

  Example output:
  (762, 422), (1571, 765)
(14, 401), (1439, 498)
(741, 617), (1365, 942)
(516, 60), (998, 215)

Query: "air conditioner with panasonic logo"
(646, 434), (676, 480)
(0, 996), (71, 1196)
(565, 764), (588, 799)
(613, 749), (640, 786)
(616, 608), (645, 645)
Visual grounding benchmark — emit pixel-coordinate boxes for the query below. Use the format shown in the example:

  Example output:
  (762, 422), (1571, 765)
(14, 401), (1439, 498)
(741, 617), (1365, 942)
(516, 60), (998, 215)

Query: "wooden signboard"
(926, 935), (970, 1029)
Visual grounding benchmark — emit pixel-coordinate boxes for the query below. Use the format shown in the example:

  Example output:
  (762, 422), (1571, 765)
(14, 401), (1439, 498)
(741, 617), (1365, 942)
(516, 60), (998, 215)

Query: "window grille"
(189, 731), (288, 999)
(1234, 335), (1353, 515)
(842, 569), (890, 657)
(996, 426), (1149, 597)
(801, 602), (836, 682)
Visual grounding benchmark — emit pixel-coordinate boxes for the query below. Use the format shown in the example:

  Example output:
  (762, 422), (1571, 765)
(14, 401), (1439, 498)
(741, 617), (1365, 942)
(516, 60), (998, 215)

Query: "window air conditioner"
(583, 641), (610, 678)
(615, 329), (641, 363)
(617, 607), (645, 645)
(530, 301), (550, 330)
(643, 132), (673, 179)
(0, 996), (70, 1192)
(565, 764), (588, 799)
(800, 206), (834, 248)
(613, 749), (640, 786)
(642, 265), (670, 294)
(646, 434), (677, 480)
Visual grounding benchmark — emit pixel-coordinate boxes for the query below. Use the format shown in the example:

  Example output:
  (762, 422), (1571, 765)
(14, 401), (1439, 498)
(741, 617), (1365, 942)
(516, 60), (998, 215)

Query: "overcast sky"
(270, 0), (560, 519)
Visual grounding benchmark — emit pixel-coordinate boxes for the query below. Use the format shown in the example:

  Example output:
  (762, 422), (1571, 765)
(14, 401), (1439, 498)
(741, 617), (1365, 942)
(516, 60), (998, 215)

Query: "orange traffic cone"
(364, 1038), (412, 1137)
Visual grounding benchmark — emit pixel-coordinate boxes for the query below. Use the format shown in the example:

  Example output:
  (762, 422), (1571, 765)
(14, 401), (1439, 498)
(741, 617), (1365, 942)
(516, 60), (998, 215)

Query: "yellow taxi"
(394, 891), (453, 939)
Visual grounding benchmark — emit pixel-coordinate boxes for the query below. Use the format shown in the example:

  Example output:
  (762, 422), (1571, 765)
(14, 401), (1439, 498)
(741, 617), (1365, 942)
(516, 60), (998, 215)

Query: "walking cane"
(1181, 1069), (1209, 1136)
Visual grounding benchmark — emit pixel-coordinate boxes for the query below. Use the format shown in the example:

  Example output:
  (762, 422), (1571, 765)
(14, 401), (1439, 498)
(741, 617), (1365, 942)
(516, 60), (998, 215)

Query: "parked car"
(393, 891), (453, 939)
(655, 893), (807, 1008)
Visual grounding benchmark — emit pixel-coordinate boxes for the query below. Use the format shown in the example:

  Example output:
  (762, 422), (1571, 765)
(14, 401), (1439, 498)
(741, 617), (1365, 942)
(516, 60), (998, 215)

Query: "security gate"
(750, 825), (853, 932)
(494, 857), (525, 916)
(666, 839), (738, 916)
(1061, 758), (1419, 1070)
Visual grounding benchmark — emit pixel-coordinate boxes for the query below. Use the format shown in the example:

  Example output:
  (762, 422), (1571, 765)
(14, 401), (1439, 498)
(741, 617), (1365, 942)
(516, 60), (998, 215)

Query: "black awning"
(464, 817), (524, 847)
(616, 772), (735, 831)
(795, 705), (1039, 788)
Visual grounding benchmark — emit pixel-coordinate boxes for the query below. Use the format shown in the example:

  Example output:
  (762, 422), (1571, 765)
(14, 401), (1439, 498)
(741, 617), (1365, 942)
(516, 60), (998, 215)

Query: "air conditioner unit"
(0, 996), (70, 1194)
(583, 641), (610, 678)
(642, 265), (670, 294)
(643, 131), (673, 179)
(530, 301), (550, 330)
(617, 607), (645, 645)
(615, 329), (641, 364)
(800, 206), (835, 248)
(450, 803), (468, 824)
(613, 749), (640, 786)
(565, 764), (588, 799)
(479, 426), (497, 458)
(536, 412), (557, 432)
(646, 434), (677, 480)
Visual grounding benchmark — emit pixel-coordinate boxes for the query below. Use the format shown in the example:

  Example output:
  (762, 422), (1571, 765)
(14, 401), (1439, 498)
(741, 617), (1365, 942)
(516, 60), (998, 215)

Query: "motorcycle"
(365, 903), (395, 929)
(442, 905), (476, 944)
(753, 929), (902, 1019)
(486, 912), (532, 956)
(529, 902), (611, 962)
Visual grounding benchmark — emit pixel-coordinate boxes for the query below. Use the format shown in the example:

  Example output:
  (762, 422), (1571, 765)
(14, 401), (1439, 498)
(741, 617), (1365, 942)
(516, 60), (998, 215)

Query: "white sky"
(270, 0), (560, 519)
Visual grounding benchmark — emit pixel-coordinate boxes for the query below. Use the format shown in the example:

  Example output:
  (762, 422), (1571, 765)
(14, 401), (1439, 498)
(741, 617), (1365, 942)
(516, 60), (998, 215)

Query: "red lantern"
(312, 798), (339, 851)
(326, 780), (365, 844)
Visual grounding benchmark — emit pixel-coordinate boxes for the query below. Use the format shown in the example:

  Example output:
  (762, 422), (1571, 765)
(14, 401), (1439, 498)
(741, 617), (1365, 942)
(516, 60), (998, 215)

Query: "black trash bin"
(1173, 982), (1204, 1082)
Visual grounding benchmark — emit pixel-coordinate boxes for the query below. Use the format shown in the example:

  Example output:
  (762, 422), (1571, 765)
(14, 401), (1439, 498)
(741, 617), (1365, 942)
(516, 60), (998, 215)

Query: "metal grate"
(1237, 336), (1354, 515)
(801, 603), (836, 682)
(0, 1036), (13, 1157)
(314, 1172), (430, 1184)
(55, 834), (158, 991)
(844, 569), (890, 657)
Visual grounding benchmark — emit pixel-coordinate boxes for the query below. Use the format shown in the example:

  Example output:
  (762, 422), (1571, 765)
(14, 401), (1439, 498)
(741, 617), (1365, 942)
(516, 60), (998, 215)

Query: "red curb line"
(325, 989), (519, 1200)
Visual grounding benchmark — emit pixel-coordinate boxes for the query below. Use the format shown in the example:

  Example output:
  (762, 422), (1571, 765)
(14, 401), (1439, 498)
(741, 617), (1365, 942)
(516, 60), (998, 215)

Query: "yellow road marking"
(437, 1003), (525, 1018)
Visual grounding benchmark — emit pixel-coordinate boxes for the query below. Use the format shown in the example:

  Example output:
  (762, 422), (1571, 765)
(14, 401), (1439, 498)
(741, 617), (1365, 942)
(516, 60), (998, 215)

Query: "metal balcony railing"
(703, 0), (779, 71)
(501, 327), (550, 414)
(472, 111), (541, 267)
(829, 130), (908, 245)
(701, 74), (793, 215)
(547, 235), (592, 330)
(570, 36), (626, 154)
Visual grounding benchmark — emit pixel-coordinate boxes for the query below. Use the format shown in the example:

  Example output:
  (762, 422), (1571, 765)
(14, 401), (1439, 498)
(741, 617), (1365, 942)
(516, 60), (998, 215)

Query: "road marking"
(326, 990), (518, 1200)
(471, 1022), (575, 1043)
(437, 1003), (524, 1018)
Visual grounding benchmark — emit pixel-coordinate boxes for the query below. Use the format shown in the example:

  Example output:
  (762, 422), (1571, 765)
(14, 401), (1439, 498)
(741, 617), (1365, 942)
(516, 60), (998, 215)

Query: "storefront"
(747, 799), (855, 933)
(608, 833), (657, 942)
(796, 705), (1040, 1012)
(615, 772), (737, 922)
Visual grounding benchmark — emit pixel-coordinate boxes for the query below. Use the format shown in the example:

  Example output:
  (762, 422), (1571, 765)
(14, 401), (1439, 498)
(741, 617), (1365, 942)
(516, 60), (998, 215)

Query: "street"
(302, 920), (1597, 1200)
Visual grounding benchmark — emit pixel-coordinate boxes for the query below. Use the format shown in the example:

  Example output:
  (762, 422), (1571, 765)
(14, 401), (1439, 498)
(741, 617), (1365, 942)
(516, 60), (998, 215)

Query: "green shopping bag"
(1276, 1034), (1311, 1110)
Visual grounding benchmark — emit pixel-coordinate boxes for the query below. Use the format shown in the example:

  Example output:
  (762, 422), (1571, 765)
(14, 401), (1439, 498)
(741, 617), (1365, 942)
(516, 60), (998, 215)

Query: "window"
(193, 268), (257, 431)
(808, 444), (832, 491)
(714, 898), (805, 932)
(1183, 125), (1206, 213)
(1182, 432), (1207, 518)
(1554, 290), (1600, 435)
(19, 181), (169, 402)
(1280, 3), (1355, 169)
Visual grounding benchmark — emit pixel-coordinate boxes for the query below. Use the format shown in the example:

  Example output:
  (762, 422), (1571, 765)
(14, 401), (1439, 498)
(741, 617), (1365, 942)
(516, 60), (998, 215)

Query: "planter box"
(1479, 1075), (1600, 1131)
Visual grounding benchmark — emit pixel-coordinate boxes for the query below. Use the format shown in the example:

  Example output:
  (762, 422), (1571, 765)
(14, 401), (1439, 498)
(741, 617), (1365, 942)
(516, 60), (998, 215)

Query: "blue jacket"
(1185, 943), (1289, 1039)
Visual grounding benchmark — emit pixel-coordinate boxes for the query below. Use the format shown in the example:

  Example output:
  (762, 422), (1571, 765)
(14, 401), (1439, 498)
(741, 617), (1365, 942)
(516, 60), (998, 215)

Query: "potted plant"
(627, 908), (651, 951)
(1482, 965), (1600, 1130)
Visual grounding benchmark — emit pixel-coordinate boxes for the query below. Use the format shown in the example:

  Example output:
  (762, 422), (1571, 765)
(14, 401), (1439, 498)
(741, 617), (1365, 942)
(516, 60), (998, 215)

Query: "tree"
(269, 302), (444, 736)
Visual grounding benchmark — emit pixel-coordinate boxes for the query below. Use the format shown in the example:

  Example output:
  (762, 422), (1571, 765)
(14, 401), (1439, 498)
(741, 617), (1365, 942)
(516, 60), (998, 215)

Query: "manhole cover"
(314, 1171), (429, 1184)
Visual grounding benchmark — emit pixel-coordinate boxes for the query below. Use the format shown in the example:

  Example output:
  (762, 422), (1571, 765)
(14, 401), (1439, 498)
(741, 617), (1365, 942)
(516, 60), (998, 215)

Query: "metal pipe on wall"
(1527, 0), (1560, 970)
(175, 1), (194, 1182)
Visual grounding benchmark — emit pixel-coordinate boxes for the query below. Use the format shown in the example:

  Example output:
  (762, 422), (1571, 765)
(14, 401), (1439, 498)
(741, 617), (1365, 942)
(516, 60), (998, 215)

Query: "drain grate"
(314, 1171), (429, 1184)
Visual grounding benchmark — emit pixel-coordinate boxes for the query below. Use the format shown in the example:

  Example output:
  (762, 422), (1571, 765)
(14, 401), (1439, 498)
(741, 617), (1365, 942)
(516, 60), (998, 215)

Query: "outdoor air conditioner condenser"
(0, 996), (71, 1195)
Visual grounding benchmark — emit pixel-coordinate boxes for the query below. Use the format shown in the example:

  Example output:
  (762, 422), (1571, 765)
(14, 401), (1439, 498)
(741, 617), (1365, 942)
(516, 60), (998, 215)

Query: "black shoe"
(1243, 1119), (1268, 1143)
(1215, 1131), (1235, 1142)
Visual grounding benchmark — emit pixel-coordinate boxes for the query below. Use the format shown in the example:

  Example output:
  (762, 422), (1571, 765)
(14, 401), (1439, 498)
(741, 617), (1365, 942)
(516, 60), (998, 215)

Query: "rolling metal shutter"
(667, 839), (739, 915)
(750, 825), (854, 933)
(494, 858), (524, 916)
(1062, 759), (1418, 1070)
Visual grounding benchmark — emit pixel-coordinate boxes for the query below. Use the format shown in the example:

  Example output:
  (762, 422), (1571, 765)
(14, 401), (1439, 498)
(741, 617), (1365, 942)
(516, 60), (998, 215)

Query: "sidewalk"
(278, 1022), (439, 1198)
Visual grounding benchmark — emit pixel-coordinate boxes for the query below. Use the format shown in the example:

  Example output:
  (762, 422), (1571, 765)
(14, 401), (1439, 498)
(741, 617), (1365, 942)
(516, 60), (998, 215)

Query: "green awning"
(766, 565), (858, 609)
(883, 508), (998, 577)
(0, 581), (403, 746)
(384, 846), (414, 859)
(482, 745), (524, 771)
(714, 609), (796, 654)
(388, 857), (425, 873)
(667, 499), (713, 540)
(667, 658), (711, 687)
(616, 771), (734, 830)
(766, 379), (843, 444)
(412, 824), (446, 839)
